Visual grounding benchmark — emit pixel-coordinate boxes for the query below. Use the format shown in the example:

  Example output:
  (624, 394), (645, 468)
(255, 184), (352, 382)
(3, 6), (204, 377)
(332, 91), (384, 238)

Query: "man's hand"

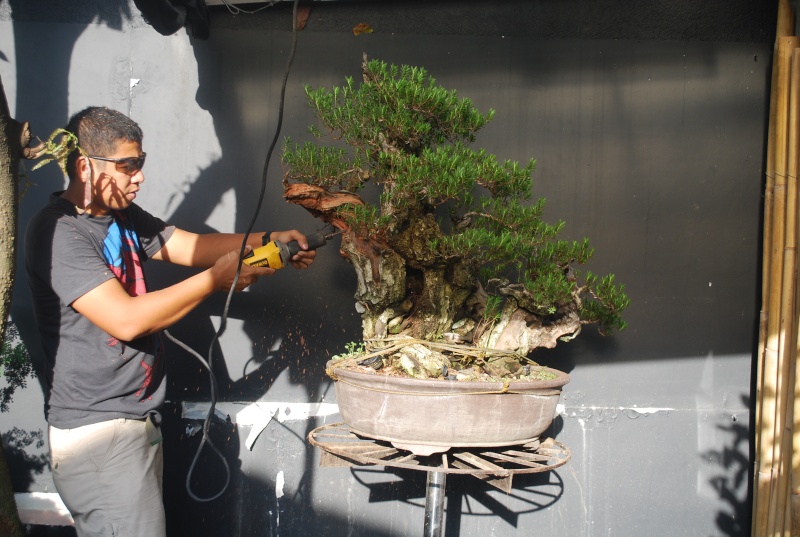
(269, 230), (317, 270)
(211, 246), (272, 291)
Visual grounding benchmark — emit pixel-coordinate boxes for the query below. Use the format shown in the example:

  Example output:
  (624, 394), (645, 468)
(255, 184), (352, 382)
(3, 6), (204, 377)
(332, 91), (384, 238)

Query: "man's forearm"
(154, 229), (265, 268)
(75, 251), (269, 342)
(72, 269), (218, 341)
(190, 232), (264, 267)
(118, 270), (218, 339)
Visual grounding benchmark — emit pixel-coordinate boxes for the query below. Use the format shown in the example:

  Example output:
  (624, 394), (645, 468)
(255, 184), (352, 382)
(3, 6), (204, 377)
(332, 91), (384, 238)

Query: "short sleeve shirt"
(25, 194), (176, 428)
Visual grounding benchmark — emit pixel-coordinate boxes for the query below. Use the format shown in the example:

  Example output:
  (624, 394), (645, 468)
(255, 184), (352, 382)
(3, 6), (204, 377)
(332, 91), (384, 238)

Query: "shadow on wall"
(703, 394), (751, 536)
(351, 466), (565, 527)
(4, 428), (47, 490)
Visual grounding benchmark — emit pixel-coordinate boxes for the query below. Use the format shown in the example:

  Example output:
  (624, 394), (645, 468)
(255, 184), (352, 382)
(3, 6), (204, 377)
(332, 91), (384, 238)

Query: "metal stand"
(424, 469), (446, 537)
(309, 423), (570, 537)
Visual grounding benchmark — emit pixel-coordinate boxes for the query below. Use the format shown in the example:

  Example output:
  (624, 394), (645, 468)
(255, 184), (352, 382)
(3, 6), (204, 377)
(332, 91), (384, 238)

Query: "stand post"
(423, 470), (446, 537)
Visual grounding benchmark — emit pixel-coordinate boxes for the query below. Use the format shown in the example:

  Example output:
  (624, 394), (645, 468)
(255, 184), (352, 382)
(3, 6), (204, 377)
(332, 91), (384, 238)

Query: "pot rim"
(326, 360), (570, 393)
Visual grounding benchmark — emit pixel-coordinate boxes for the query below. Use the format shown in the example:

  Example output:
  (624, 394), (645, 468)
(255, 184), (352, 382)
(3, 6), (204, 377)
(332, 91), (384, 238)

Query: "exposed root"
(329, 335), (556, 381)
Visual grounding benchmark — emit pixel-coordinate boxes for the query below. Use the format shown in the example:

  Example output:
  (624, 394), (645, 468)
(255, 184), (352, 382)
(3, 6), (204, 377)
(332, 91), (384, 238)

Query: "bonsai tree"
(282, 55), (629, 380)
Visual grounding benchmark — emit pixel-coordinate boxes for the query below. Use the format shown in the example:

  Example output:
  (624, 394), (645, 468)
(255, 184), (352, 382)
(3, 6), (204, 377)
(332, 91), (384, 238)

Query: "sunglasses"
(88, 153), (147, 175)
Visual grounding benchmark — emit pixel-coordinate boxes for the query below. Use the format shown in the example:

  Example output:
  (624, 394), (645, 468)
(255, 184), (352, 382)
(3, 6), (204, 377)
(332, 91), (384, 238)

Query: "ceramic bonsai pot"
(328, 361), (570, 456)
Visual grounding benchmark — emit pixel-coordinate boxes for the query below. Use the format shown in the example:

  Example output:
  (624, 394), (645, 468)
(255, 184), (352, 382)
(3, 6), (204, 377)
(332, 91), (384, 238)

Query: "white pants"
(49, 417), (165, 537)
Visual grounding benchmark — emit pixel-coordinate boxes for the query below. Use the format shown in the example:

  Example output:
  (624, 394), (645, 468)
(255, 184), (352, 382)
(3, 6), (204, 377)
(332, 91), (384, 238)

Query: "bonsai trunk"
(285, 183), (476, 341)
(342, 236), (474, 342)
(284, 182), (582, 376)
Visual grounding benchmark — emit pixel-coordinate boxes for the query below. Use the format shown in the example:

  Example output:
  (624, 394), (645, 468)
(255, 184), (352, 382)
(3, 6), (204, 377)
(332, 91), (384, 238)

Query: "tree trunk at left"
(0, 74), (28, 537)
(0, 435), (23, 537)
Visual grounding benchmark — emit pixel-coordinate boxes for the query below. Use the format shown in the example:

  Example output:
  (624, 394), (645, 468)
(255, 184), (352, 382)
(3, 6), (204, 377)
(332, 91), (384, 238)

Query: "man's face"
(86, 140), (145, 215)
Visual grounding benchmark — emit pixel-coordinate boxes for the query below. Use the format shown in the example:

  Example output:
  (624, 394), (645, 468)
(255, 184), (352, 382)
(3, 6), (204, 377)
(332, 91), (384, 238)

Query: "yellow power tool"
(242, 231), (338, 269)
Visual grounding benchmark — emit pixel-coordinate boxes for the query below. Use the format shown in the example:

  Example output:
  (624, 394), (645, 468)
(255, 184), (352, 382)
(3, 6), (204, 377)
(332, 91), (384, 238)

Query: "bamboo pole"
(757, 0), (794, 473)
(754, 3), (796, 535)
(756, 35), (779, 477)
(775, 46), (800, 537)
(788, 47), (800, 536)
(773, 37), (800, 537)
(764, 38), (787, 530)
(777, 0), (796, 40)
(755, 35), (800, 537)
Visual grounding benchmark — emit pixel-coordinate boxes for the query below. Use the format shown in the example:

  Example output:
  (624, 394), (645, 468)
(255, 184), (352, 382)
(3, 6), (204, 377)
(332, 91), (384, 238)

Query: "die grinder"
(241, 231), (339, 269)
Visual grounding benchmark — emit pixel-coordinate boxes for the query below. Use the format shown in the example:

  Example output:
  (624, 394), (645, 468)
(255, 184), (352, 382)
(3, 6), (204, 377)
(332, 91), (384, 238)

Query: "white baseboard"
(14, 492), (74, 526)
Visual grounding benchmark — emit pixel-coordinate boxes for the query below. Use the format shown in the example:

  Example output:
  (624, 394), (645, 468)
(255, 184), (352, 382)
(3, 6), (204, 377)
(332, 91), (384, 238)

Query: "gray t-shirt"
(25, 194), (176, 428)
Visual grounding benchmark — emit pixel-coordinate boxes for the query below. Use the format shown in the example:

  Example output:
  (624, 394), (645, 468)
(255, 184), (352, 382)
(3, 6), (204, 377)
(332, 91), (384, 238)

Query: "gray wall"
(0, 1), (772, 535)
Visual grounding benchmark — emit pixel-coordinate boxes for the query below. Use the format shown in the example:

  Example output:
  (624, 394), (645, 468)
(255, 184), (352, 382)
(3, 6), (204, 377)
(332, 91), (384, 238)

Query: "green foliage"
(0, 322), (34, 414)
(580, 273), (631, 333)
(30, 128), (82, 176)
(282, 138), (369, 192)
(332, 341), (366, 361)
(337, 204), (392, 237)
(482, 295), (504, 324)
(283, 57), (629, 336)
(304, 61), (493, 156)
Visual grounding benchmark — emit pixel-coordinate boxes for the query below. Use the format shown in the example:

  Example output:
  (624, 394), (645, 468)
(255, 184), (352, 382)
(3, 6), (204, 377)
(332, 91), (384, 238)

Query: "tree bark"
(0, 435), (23, 537)
(0, 74), (28, 537)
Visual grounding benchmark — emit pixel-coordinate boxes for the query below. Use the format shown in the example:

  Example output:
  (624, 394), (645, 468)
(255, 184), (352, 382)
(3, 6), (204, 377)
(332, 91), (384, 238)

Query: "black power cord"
(164, 328), (230, 502)
(164, 0), (302, 503)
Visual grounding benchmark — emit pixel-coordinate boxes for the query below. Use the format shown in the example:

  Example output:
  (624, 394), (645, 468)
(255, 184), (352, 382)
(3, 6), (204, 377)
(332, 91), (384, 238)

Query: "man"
(24, 106), (315, 536)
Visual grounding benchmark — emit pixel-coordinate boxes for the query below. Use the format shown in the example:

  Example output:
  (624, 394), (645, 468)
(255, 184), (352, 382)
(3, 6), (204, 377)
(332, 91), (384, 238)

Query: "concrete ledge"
(14, 492), (74, 526)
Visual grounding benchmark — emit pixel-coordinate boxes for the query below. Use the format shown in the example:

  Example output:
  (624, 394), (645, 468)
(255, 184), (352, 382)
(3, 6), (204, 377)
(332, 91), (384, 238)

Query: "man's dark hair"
(65, 107), (143, 180)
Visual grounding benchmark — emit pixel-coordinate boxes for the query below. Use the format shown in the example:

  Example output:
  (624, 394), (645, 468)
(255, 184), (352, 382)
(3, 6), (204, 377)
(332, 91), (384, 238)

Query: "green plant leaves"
(282, 57), (629, 337)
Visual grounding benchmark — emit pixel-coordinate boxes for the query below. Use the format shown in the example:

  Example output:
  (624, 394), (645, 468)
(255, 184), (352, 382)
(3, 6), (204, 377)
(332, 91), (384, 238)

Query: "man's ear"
(76, 156), (91, 183)
(75, 156), (93, 209)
